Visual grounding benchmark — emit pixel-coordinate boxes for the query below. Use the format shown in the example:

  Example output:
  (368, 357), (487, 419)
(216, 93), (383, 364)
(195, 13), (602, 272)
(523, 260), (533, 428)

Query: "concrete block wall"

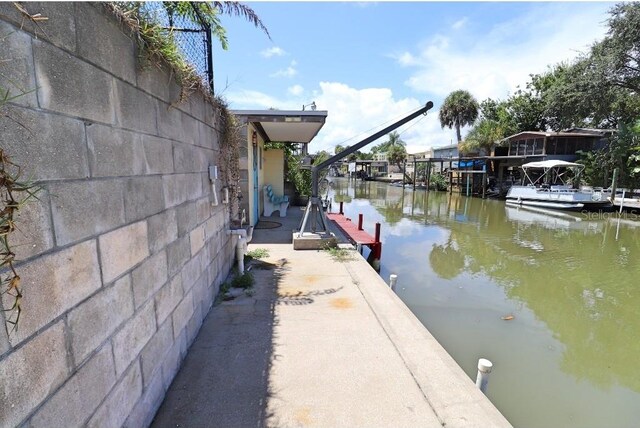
(0, 3), (235, 427)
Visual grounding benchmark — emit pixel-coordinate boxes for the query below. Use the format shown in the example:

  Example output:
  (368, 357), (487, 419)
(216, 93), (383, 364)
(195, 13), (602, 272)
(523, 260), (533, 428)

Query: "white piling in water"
(475, 358), (493, 394)
(389, 274), (398, 291)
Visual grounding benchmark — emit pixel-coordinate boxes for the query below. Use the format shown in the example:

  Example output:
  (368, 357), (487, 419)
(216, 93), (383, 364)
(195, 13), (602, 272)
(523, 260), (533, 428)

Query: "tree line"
(438, 3), (640, 187)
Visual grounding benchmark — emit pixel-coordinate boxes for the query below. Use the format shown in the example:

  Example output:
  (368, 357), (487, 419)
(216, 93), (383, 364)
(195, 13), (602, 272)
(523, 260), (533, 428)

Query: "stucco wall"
(264, 149), (285, 197)
(0, 3), (235, 426)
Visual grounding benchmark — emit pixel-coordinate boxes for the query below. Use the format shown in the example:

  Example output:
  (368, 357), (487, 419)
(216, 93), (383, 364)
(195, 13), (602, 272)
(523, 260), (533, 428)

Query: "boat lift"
(297, 101), (434, 237)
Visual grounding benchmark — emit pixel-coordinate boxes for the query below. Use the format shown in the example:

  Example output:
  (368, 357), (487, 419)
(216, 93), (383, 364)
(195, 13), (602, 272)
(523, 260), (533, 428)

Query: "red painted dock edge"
(326, 212), (382, 270)
(327, 213), (376, 245)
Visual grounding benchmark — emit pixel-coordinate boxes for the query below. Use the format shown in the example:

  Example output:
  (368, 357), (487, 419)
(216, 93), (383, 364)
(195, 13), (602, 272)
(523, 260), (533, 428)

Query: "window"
(534, 138), (544, 155)
(510, 141), (517, 156)
(526, 139), (534, 155)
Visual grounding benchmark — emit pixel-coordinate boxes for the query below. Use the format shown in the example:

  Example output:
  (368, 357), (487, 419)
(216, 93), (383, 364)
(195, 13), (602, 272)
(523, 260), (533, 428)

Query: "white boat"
(506, 160), (611, 211)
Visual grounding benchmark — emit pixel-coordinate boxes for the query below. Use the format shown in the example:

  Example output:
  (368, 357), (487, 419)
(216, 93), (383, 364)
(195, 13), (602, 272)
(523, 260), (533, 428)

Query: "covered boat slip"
(506, 160), (611, 211)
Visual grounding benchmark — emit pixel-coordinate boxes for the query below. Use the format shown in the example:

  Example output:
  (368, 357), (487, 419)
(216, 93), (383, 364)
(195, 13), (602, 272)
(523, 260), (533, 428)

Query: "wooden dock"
(326, 207), (382, 270)
(326, 213), (377, 245)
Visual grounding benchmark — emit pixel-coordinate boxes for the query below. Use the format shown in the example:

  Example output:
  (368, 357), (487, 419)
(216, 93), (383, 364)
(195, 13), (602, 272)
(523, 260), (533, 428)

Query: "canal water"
(329, 177), (640, 428)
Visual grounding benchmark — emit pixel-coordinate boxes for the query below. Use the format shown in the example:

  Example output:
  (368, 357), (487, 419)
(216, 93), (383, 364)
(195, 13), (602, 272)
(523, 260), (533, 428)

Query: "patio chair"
(263, 185), (289, 217)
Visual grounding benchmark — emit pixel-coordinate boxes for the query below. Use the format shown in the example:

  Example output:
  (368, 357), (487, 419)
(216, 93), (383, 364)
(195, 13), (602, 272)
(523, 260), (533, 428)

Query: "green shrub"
(231, 271), (254, 289)
(429, 173), (448, 191)
(246, 248), (269, 259)
(325, 247), (356, 262)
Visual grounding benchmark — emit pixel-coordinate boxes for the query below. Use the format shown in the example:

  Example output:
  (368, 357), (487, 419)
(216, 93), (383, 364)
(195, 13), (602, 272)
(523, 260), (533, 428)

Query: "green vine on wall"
(217, 98), (242, 222)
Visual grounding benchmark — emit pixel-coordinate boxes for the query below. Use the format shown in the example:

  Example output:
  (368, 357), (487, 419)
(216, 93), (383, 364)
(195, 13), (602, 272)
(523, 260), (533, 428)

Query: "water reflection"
(329, 178), (640, 428)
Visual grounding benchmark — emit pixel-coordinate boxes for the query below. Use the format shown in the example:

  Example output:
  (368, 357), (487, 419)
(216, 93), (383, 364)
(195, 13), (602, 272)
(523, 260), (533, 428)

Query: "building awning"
(231, 109), (328, 144)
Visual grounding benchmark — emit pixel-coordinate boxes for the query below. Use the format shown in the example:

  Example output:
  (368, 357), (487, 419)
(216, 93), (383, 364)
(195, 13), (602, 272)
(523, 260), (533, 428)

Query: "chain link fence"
(141, 2), (214, 94)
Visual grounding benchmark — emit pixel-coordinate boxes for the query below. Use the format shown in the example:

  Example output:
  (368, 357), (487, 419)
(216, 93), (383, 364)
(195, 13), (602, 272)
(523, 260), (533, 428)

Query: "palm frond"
(213, 1), (271, 40)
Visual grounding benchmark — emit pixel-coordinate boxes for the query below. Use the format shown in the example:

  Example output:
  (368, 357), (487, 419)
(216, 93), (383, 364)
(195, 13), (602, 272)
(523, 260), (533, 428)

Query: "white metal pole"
(389, 274), (398, 291)
(475, 358), (493, 394)
(619, 189), (626, 214)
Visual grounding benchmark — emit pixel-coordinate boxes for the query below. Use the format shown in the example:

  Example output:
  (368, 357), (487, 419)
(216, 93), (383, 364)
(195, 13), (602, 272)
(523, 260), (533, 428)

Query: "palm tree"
(439, 90), (479, 143)
(386, 131), (406, 148)
(164, 2), (270, 49)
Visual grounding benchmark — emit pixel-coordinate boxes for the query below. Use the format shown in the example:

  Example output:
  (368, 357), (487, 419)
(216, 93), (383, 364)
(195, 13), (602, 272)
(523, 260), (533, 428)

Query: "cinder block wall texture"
(0, 3), (235, 427)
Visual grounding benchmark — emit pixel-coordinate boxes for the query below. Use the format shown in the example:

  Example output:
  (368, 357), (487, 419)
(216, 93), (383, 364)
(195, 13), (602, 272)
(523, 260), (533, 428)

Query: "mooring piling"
(389, 274), (398, 291)
(475, 358), (493, 394)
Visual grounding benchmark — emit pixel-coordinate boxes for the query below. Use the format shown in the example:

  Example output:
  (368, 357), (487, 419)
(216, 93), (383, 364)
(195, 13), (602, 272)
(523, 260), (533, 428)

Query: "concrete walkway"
(152, 207), (512, 428)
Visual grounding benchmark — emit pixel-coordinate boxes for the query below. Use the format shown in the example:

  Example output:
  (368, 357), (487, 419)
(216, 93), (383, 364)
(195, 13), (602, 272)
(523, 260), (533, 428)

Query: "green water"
(329, 178), (640, 428)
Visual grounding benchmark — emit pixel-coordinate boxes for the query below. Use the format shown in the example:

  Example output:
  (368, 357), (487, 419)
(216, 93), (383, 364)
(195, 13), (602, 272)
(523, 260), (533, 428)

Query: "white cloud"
(400, 4), (609, 102)
(270, 60), (298, 78)
(452, 17), (468, 30)
(225, 90), (285, 110)
(312, 82), (446, 154)
(260, 46), (287, 58)
(226, 81), (448, 154)
(395, 52), (418, 67)
(288, 85), (304, 96)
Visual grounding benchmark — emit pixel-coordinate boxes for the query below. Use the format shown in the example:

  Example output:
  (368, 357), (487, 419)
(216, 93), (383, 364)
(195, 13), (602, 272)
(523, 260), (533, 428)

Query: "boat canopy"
(520, 160), (584, 186)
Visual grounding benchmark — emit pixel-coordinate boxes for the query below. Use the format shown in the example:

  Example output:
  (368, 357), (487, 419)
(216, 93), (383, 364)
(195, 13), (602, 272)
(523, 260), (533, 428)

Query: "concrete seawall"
(153, 207), (512, 427)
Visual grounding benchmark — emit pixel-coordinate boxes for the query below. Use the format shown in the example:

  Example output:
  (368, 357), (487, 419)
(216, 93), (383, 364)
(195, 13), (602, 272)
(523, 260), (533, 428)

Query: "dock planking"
(326, 213), (376, 245)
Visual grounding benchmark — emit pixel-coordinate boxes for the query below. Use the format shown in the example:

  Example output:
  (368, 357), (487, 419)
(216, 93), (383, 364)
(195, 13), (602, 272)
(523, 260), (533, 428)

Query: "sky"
(212, 1), (613, 155)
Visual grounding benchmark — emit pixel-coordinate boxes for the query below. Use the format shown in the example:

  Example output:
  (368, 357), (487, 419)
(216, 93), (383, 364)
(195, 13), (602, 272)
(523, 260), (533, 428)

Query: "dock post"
(611, 168), (619, 203)
(389, 274), (398, 291)
(358, 213), (364, 230)
(413, 159), (417, 191)
(475, 358), (493, 394)
(339, 201), (344, 215)
(466, 173), (470, 197)
(371, 222), (382, 271)
(482, 167), (487, 199)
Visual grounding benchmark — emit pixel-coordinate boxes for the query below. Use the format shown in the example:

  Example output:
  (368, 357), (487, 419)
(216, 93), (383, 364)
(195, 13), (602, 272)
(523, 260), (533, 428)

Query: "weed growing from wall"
(1, 28), (42, 334)
(0, 93), (41, 333)
(106, 2), (211, 105)
(0, 149), (40, 334)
